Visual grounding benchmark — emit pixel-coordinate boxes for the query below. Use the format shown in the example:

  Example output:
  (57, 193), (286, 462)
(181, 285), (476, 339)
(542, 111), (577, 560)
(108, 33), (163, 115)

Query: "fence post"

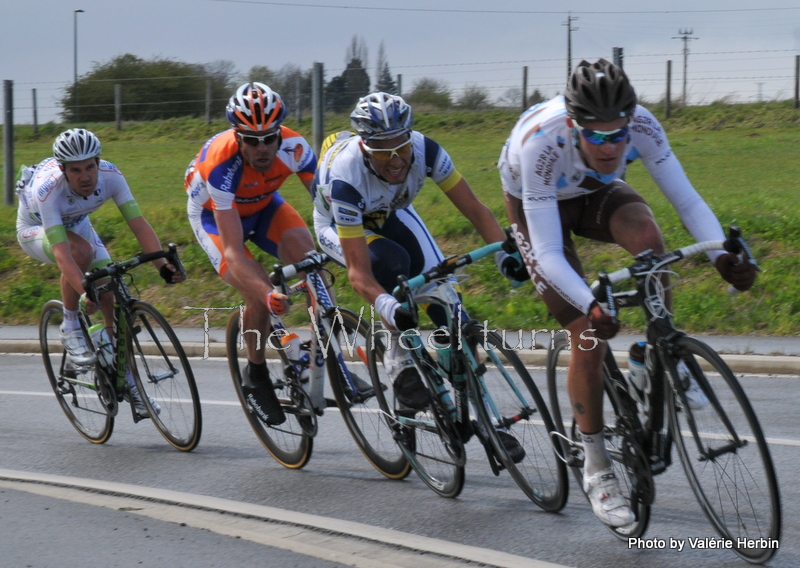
(794, 55), (799, 110)
(666, 60), (672, 119)
(115, 84), (122, 131)
(296, 76), (302, 123)
(397, 74), (402, 97)
(4, 80), (14, 206)
(312, 62), (324, 157)
(522, 66), (528, 110)
(206, 79), (212, 125)
(32, 88), (38, 136)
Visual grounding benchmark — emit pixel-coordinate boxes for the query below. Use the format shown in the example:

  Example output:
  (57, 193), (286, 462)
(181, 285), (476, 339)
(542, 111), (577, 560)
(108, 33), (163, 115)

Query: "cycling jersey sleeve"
(520, 138), (596, 315)
(103, 163), (141, 221)
(632, 107), (726, 260)
(330, 180), (366, 238)
(423, 136), (463, 192)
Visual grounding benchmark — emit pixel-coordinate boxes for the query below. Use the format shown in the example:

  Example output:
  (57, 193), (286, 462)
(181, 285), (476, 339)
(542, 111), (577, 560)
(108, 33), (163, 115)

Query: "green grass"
(2, 102), (799, 335)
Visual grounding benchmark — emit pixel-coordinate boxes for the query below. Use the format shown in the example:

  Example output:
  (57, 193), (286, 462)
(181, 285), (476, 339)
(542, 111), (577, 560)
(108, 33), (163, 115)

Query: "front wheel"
(547, 334), (651, 539)
(40, 300), (114, 444)
(226, 310), (313, 469)
(468, 328), (568, 512)
(128, 301), (202, 452)
(326, 309), (411, 479)
(367, 327), (465, 498)
(666, 337), (780, 564)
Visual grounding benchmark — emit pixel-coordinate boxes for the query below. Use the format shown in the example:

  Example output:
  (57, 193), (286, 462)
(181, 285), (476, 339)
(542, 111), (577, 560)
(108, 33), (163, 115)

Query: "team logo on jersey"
(19, 227), (39, 240)
(37, 176), (57, 202)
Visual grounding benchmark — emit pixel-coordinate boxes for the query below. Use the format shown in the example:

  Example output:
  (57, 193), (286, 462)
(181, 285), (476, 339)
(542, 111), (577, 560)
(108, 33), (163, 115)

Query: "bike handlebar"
(591, 226), (759, 303)
(83, 243), (183, 286)
(269, 252), (331, 287)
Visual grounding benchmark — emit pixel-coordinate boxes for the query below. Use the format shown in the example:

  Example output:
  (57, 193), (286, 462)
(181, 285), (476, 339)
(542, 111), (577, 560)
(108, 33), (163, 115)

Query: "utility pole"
(672, 28), (697, 106)
(563, 12), (579, 82)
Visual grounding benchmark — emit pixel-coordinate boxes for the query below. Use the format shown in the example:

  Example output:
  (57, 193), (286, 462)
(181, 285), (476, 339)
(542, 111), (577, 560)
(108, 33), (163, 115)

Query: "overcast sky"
(2, 0), (800, 123)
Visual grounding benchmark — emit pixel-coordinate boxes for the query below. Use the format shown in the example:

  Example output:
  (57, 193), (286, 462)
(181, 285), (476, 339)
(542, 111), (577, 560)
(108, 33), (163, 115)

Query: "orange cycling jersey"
(186, 126), (316, 218)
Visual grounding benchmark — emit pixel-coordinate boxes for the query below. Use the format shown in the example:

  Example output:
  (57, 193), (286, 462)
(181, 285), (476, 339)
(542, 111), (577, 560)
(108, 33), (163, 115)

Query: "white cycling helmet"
(53, 128), (102, 163)
(226, 82), (286, 132)
(350, 92), (413, 141)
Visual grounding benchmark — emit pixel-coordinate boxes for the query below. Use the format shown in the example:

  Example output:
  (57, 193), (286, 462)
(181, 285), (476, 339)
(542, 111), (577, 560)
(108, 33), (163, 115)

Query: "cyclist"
(313, 92), (527, 456)
(16, 128), (183, 417)
(500, 59), (756, 527)
(186, 82), (343, 426)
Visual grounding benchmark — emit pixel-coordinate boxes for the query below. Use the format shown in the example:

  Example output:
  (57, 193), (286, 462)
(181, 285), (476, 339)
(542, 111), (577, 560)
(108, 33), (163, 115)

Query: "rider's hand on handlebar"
(159, 263), (184, 284)
(375, 293), (416, 331)
(496, 251), (529, 283)
(715, 253), (756, 292)
(265, 290), (290, 316)
(588, 301), (620, 340)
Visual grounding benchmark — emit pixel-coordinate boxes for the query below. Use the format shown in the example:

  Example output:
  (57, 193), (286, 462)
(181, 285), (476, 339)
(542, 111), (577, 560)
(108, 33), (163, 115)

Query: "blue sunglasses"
(576, 125), (629, 145)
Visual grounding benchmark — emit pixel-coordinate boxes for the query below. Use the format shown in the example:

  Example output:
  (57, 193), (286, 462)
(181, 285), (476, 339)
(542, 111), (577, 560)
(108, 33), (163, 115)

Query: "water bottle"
(88, 323), (113, 367)
(627, 341), (648, 404)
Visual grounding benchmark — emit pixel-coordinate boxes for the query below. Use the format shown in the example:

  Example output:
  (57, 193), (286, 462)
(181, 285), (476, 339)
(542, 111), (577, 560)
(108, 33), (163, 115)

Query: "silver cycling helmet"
(226, 82), (286, 133)
(350, 92), (413, 141)
(52, 128), (102, 163)
(564, 59), (637, 123)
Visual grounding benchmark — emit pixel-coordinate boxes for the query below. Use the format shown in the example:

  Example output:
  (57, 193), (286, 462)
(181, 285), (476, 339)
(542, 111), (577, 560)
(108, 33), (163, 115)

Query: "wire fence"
(5, 47), (800, 124)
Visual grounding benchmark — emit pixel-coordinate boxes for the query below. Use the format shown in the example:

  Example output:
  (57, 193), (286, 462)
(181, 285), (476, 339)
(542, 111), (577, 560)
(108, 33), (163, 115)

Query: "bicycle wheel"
(367, 327), (465, 498)
(468, 328), (568, 512)
(39, 300), (114, 444)
(226, 311), (313, 469)
(326, 309), (411, 479)
(547, 334), (651, 539)
(666, 337), (780, 564)
(128, 301), (202, 452)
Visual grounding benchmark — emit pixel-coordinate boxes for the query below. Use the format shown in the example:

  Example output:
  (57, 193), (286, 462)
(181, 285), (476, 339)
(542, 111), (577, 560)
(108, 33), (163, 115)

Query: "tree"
(374, 42), (396, 94)
(456, 84), (492, 110)
(326, 36), (372, 113)
(246, 65), (278, 88)
(60, 54), (235, 122)
(406, 78), (452, 109)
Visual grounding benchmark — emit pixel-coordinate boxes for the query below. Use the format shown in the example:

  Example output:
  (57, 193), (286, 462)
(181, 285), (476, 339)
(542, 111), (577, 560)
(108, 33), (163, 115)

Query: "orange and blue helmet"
(226, 82), (286, 133)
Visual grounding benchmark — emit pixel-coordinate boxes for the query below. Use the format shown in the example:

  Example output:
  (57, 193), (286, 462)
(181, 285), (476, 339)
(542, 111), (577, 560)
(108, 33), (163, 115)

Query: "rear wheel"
(547, 334), (651, 538)
(226, 310), (313, 469)
(468, 328), (567, 512)
(128, 301), (202, 452)
(39, 300), (114, 444)
(327, 309), (411, 479)
(667, 337), (780, 564)
(367, 328), (465, 498)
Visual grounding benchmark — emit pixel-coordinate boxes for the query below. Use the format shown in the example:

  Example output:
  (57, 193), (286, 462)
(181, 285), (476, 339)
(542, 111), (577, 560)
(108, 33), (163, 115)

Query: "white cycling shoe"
(60, 328), (97, 366)
(584, 468), (636, 527)
(677, 360), (710, 410)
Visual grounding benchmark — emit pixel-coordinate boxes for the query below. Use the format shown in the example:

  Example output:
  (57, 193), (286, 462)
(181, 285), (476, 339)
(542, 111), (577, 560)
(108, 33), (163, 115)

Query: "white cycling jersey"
(499, 95), (726, 315)
(16, 158), (139, 244)
(312, 131), (462, 239)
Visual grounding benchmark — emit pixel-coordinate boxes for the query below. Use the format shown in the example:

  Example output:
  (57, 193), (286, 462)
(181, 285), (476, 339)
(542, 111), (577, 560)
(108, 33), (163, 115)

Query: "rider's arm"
(126, 215), (183, 282)
(631, 106), (726, 260)
(444, 178), (505, 244)
(339, 235), (388, 306)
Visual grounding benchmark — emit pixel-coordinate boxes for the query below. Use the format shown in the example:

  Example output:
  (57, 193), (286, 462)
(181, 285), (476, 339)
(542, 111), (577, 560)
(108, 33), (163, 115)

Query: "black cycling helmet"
(564, 59), (637, 123)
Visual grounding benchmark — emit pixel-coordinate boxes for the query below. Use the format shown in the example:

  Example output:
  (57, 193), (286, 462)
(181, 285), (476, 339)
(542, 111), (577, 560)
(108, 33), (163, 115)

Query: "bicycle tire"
(225, 310), (313, 469)
(39, 300), (114, 444)
(547, 334), (651, 539)
(367, 326), (465, 498)
(666, 337), (780, 564)
(467, 328), (568, 512)
(326, 309), (411, 479)
(128, 301), (202, 452)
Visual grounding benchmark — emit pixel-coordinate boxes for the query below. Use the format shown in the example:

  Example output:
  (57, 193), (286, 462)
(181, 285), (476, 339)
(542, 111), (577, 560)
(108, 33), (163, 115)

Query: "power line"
(207, 1), (800, 16)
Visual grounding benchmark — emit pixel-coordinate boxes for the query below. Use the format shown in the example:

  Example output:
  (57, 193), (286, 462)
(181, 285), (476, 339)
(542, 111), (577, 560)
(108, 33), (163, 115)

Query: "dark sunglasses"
(238, 131), (280, 147)
(576, 124), (629, 145)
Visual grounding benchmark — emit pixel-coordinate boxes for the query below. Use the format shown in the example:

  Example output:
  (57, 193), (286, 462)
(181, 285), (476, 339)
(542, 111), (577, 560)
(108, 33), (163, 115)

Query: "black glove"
(160, 264), (177, 284)
(588, 301), (620, 340)
(715, 253), (756, 292)
(501, 254), (529, 282)
(393, 306), (417, 332)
